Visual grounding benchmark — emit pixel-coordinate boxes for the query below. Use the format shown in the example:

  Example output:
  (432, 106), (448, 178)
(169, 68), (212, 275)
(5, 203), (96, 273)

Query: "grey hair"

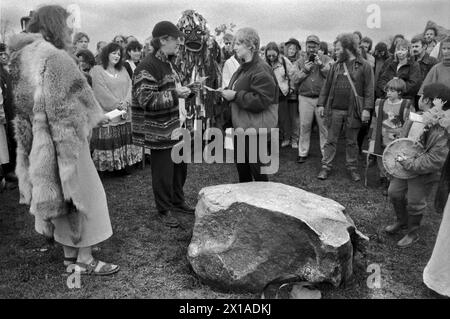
(235, 27), (260, 54)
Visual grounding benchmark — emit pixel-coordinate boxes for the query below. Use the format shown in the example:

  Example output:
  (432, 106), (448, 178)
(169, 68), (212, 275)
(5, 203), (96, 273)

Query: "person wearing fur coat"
(8, 5), (119, 275)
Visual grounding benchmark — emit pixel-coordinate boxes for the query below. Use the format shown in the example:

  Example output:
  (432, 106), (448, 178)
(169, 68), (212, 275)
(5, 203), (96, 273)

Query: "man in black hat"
(131, 21), (194, 228)
(0, 43), (16, 182)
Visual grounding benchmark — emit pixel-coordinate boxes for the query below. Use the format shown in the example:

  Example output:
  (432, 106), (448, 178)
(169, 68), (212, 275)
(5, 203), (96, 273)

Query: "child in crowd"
(385, 83), (450, 248)
(369, 78), (413, 191)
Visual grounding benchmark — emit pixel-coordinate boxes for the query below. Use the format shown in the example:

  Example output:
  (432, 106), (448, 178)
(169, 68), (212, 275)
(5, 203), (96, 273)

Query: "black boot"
(397, 214), (422, 248)
(380, 177), (389, 196)
(385, 198), (408, 234)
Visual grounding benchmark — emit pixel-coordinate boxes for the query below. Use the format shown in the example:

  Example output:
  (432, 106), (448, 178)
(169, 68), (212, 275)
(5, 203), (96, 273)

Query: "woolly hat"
(285, 38), (301, 50)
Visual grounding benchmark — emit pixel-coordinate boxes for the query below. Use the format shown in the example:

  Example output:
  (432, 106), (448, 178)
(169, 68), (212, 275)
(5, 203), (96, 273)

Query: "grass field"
(0, 133), (445, 299)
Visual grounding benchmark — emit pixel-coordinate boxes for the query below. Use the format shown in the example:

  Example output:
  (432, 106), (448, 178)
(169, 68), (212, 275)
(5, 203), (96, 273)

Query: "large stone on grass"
(188, 182), (368, 293)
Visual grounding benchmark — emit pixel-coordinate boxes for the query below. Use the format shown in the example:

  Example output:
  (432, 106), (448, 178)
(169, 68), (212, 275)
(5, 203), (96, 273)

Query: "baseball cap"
(306, 35), (320, 45)
(152, 21), (184, 39)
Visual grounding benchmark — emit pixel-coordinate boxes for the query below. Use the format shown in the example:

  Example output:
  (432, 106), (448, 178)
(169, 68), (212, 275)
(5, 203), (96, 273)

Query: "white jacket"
(222, 55), (240, 88)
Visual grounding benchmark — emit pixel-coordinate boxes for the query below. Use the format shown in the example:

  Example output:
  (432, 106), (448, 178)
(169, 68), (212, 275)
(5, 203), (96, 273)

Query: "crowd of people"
(1, 4), (450, 297)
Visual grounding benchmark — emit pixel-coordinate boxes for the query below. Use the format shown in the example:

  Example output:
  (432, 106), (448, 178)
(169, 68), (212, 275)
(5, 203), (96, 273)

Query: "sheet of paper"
(224, 128), (234, 150)
(408, 122), (425, 141)
(409, 112), (423, 123)
(187, 76), (209, 88)
(105, 109), (126, 121)
(203, 85), (222, 92)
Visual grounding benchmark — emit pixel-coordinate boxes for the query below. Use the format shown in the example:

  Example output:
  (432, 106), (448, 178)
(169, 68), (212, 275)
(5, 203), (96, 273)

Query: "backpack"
(373, 98), (411, 155)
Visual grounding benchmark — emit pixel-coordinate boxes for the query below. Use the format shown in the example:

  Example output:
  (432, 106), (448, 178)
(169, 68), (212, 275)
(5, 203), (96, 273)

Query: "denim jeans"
(321, 109), (359, 171)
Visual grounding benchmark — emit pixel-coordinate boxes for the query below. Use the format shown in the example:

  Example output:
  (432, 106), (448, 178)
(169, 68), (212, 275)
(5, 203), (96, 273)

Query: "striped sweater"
(131, 50), (182, 149)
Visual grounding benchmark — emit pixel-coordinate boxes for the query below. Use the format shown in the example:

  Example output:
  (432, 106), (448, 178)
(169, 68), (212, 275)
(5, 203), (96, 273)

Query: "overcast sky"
(1, 0), (449, 52)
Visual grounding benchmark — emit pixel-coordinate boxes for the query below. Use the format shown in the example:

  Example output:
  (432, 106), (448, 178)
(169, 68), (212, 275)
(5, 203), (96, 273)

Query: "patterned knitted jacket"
(131, 50), (183, 150)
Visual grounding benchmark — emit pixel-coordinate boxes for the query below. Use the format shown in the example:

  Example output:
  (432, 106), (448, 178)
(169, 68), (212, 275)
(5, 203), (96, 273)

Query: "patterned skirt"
(91, 122), (142, 171)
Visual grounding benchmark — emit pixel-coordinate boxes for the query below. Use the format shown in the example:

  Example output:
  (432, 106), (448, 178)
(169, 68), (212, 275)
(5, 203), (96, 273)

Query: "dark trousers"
(3, 120), (16, 174)
(322, 110), (359, 170)
(357, 108), (373, 153)
(357, 122), (370, 153)
(234, 135), (270, 183)
(278, 95), (299, 143)
(150, 148), (187, 213)
(388, 174), (437, 233)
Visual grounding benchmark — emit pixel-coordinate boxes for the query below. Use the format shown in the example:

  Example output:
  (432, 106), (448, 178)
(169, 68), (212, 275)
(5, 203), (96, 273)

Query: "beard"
(337, 50), (350, 63)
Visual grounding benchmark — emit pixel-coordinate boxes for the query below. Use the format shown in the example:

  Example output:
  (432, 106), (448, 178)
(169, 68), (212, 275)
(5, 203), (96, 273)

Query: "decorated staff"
(175, 10), (223, 132)
(383, 83), (450, 248)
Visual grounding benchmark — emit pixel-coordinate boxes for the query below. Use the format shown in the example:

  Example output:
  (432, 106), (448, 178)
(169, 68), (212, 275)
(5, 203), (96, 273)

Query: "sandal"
(74, 259), (120, 276)
(64, 257), (78, 267)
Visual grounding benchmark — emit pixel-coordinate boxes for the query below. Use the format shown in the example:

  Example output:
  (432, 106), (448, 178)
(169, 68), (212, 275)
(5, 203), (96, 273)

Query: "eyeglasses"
(224, 42), (231, 45)
(266, 54), (278, 58)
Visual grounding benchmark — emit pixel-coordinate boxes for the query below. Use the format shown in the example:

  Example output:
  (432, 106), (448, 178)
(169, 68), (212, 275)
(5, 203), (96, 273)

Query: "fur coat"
(8, 33), (104, 243)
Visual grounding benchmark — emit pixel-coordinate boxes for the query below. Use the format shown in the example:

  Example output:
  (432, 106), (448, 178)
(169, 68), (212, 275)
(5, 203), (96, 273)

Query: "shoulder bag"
(343, 62), (364, 119)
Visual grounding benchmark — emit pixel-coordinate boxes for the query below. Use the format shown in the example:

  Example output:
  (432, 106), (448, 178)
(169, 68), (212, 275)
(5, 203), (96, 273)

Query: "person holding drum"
(385, 83), (450, 248)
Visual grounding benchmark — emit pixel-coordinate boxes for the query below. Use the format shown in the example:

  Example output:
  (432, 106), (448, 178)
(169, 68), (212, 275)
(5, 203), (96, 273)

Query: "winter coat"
(376, 57), (422, 99)
(401, 124), (449, 175)
(8, 33), (104, 242)
(227, 53), (278, 134)
(291, 54), (332, 98)
(131, 50), (183, 150)
(318, 56), (375, 129)
(416, 52), (438, 82)
(268, 55), (293, 96)
(418, 62), (450, 96)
